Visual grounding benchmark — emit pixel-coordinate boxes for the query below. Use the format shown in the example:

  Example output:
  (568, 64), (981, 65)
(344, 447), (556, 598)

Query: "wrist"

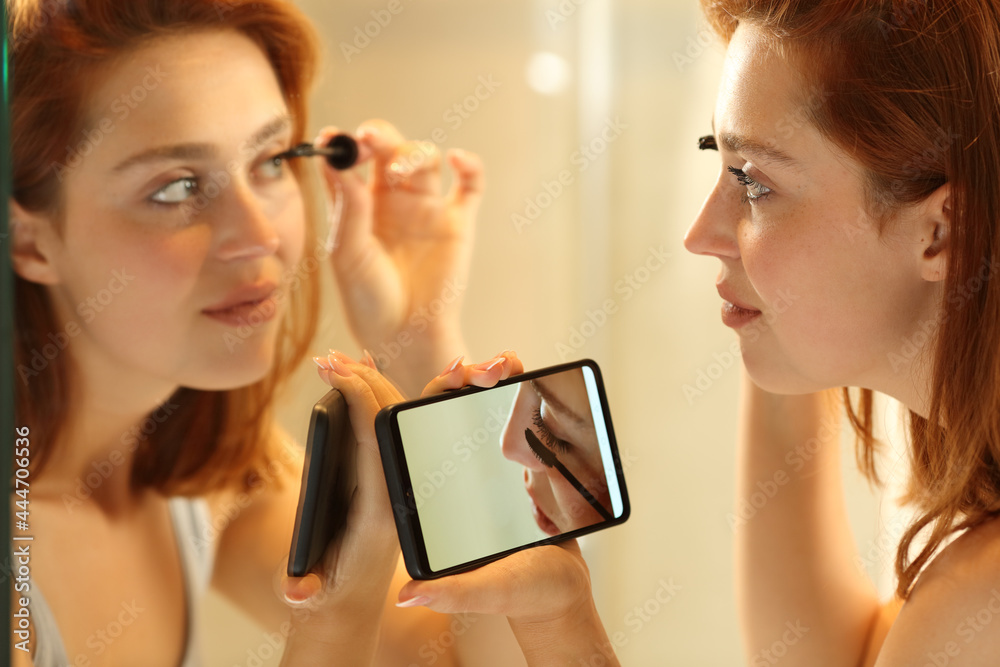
(509, 598), (619, 666)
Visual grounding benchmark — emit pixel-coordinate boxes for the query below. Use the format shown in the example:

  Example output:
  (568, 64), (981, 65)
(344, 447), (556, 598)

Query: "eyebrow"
(112, 114), (293, 173)
(531, 379), (587, 428)
(710, 116), (797, 166)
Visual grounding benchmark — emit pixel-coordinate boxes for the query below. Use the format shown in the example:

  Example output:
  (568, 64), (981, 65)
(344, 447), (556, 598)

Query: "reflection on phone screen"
(395, 366), (625, 573)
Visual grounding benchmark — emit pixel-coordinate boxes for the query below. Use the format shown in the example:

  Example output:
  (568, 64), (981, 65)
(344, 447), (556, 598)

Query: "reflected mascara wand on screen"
(272, 133), (359, 170)
(524, 428), (613, 521)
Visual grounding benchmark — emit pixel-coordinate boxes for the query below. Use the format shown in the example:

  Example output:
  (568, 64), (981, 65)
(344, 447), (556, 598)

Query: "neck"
(34, 343), (180, 512)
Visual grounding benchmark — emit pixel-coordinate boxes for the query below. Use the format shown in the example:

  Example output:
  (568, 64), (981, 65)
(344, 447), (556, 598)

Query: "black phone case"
(287, 388), (355, 577)
(375, 359), (631, 580)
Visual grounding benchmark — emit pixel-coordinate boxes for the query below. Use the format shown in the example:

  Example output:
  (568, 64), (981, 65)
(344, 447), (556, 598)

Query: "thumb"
(395, 558), (523, 616)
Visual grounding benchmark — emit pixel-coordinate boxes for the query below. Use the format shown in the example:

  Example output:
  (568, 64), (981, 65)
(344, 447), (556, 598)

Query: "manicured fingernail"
(475, 357), (504, 371)
(362, 349), (377, 370)
(395, 595), (430, 608)
(327, 355), (353, 378)
(313, 356), (331, 370)
(442, 355), (464, 375)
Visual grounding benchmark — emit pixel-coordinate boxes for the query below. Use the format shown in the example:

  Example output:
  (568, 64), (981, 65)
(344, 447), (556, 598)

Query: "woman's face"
(29, 29), (305, 393)
(500, 369), (611, 536)
(684, 23), (945, 397)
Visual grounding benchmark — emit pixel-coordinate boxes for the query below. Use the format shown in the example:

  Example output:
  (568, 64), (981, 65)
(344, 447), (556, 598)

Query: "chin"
(740, 346), (828, 395)
(183, 347), (277, 391)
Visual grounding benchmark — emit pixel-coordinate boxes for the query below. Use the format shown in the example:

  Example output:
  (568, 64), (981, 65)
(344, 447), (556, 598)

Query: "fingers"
(395, 541), (590, 620)
(445, 148), (485, 220)
(357, 119), (443, 196)
(420, 350), (524, 398)
(315, 125), (374, 258)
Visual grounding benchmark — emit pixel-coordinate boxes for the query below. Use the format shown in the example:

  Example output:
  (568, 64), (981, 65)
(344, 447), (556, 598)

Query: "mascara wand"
(524, 428), (613, 522)
(273, 133), (360, 170)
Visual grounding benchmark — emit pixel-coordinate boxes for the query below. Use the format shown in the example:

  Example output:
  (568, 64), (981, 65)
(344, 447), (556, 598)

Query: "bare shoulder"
(875, 516), (1000, 666)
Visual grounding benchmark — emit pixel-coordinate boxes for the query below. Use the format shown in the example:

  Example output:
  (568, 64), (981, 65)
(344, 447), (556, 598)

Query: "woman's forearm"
(279, 588), (391, 666)
(509, 600), (620, 667)
(735, 370), (880, 666)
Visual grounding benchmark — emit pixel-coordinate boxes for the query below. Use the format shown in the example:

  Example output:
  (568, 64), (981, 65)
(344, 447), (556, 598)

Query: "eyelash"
(532, 407), (572, 454)
(147, 149), (293, 209)
(698, 134), (773, 205)
(726, 165), (772, 204)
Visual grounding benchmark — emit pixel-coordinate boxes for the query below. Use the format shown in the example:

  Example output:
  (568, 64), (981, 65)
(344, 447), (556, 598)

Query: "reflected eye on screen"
(532, 406), (573, 454)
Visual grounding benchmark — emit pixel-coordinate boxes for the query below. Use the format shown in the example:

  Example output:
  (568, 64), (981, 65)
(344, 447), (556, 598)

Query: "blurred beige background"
(201, 0), (910, 664)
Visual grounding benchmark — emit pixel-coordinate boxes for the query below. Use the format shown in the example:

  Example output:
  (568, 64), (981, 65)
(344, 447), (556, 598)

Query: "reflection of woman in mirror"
(386, 3), (1000, 666)
(500, 369), (611, 535)
(8, 0), (516, 664)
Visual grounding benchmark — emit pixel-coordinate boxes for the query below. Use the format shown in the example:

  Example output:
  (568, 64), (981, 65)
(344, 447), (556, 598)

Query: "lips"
(716, 282), (760, 313)
(525, 485), (561, 536)
(202, 282), (280, 327)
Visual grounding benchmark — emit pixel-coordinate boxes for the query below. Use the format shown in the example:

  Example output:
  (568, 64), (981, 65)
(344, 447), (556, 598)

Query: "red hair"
(9, 0), (322, 494)
(702, 0), (1000, 598)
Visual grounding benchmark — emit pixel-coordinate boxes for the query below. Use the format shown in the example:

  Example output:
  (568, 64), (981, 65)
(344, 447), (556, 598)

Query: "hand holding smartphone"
(287, 388), (357, 578)
(375, 359), (629, 579)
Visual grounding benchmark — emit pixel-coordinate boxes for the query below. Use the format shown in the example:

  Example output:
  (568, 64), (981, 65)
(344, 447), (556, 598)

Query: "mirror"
(5, 1), (890, 665)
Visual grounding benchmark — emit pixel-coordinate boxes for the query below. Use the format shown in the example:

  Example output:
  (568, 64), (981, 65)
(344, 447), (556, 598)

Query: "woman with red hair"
(380, 1), (1000, 664)
(7, 0), (518, 664)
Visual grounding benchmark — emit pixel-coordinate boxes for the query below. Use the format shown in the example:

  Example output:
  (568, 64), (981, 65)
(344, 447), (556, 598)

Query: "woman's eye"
(727, 166), (772, 203)
(532, 407), (573, 454)
(150, 177), (198, 204)
(257, 154), (288, 181)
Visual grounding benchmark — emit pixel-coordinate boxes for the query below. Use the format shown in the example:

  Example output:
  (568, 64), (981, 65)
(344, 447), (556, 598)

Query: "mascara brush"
(524, 428), (613, 522)
(272, 133), (359, 170)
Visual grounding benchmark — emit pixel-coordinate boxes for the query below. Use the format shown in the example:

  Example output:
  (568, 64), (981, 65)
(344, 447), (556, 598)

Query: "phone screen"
(383, 361), (628, 576)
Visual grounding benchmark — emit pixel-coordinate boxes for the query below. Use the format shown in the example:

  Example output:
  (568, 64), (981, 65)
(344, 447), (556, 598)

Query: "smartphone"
(375, 359), (630, 579)
(287, 388), (357, 578)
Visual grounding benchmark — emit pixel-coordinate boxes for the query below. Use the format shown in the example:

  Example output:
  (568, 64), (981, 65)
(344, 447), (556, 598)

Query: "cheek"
(739, 206), (913, 383)
(62, 218), (211, 352)
(274, 184), (306, 266)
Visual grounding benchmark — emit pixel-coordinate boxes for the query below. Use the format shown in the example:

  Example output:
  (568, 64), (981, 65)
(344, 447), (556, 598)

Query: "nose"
(213, 180), (281, 262)
(683, 178), (741, 260)
(501, 422), (548, 472)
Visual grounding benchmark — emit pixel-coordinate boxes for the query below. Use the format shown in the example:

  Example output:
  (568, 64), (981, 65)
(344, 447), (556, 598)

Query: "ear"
(9, 199), (63, 285)
(917, 182), (950, 283)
